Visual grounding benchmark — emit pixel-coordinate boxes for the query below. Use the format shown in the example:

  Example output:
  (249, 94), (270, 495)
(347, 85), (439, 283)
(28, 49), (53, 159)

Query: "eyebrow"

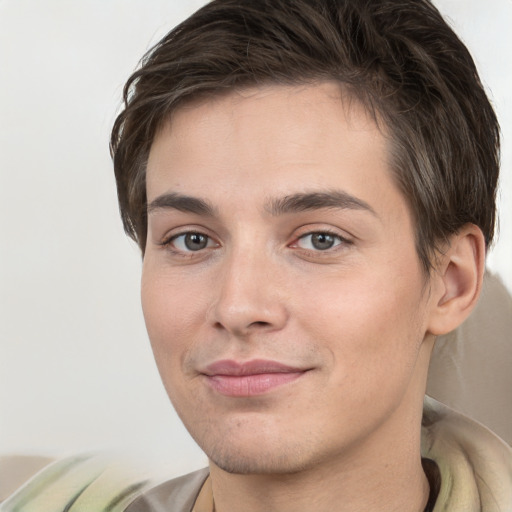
(147, 192), (217, 216)
(265, 190), (377, 217)
(146, 189), (377, 218)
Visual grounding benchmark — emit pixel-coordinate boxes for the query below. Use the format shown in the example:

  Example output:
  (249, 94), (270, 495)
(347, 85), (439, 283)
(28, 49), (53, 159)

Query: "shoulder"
(124, 468), (209, 512)
(422, 396), (512, 511)
(0, 453), (153, 512)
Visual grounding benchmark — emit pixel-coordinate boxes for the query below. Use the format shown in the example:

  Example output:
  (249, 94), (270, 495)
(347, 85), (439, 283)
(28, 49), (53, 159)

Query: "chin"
(207, 443), (312, 475)
(192, 420), (320, 475)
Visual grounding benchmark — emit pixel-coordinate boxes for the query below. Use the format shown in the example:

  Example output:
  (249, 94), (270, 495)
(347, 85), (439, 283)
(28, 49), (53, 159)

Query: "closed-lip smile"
(202, 359), (309, 397)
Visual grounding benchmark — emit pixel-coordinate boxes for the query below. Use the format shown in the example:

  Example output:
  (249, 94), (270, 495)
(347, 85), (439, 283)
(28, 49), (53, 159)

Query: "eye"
(295, 232), (344, 251)
(169, 232), (216, 252)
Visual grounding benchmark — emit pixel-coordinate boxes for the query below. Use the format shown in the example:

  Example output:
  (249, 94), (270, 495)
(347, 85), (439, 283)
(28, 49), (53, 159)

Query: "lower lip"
(206, 372), (304, 397)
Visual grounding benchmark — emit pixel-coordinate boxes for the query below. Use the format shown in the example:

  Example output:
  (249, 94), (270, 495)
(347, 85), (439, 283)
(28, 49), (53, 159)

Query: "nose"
(209, 246), (289, 337)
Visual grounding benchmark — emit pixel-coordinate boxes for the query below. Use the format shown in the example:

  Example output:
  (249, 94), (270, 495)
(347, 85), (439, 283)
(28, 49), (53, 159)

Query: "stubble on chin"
(189, 414), (322, 476)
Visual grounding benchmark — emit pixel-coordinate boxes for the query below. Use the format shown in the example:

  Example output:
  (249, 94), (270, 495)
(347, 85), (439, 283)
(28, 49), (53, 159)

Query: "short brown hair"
(110, 0), (499, 272)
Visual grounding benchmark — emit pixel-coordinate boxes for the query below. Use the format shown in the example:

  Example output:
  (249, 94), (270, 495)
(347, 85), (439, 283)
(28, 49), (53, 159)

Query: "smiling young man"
(3, 0), (510, 511)
(107, 0), (512, 511)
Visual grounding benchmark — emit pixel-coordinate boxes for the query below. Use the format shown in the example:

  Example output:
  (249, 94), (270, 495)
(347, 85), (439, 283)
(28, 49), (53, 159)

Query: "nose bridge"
(210, 234), (287, 335)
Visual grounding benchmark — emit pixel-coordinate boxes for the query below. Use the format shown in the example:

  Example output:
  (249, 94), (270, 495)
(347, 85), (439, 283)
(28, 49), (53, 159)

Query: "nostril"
(212, 319), (273, 335)
(249, 321), (271, 329)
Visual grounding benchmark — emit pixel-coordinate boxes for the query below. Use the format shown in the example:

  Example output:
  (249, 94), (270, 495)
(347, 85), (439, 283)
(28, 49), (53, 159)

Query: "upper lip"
(203, 359), (306, 376)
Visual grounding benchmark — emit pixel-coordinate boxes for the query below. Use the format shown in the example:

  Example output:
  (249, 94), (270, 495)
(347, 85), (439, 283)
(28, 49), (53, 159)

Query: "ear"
(427, 224), (486, 336)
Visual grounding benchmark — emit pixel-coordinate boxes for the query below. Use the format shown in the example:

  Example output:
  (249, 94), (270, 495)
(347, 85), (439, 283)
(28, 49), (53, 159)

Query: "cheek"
(140, 267), (212, 420)
(295, 261), (427, 383)
(141, 264), (205, 370)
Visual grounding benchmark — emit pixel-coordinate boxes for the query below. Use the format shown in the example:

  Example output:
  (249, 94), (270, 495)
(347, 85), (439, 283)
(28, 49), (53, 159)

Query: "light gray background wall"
(1, 0), (510, 477)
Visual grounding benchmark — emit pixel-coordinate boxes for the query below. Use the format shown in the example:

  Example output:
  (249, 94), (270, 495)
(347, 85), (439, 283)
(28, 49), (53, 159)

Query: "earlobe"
(427, 224), (486, 336)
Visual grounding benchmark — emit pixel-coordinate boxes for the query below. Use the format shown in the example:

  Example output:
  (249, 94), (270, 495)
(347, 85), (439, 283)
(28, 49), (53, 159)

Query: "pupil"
(312, 233), (334, 250)
(185, 233), (208, 251)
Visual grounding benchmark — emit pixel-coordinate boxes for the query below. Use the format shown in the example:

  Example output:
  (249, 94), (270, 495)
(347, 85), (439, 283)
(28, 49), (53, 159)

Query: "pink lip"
(202, 359), (307, 397)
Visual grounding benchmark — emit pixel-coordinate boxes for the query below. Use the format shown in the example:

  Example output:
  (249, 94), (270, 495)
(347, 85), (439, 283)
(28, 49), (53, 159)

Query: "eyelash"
(161, 229), (351, 257)
(291, 230), (352, 253)
(161, 231), (218, 256)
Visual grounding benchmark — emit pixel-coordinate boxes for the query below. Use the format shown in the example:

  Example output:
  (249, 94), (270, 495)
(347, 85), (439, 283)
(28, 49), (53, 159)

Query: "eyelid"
(159, 226), (220, 254)
(296, 232), (342, 249)
(291, 225), (351, 242)
(288, 227), (353, 253)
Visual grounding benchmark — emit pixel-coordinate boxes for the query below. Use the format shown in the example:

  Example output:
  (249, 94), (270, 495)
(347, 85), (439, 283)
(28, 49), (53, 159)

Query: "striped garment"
(0, 454), (152, 512)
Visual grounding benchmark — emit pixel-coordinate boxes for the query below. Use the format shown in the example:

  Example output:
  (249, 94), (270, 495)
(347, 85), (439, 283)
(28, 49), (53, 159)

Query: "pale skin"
(142, 82), (485, 511)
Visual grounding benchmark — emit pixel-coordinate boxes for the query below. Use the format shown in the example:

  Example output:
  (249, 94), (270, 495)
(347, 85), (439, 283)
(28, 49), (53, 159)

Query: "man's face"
(142, 83), (436, 475)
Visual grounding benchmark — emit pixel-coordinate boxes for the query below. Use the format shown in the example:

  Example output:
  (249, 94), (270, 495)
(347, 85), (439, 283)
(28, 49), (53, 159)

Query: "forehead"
(146, 82), (395, 204)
